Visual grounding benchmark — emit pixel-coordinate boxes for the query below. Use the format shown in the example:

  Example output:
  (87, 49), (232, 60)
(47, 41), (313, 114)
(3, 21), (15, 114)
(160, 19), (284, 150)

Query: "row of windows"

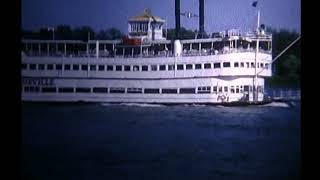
(21, 62), (270, 71)
(23, 85), (264, 94)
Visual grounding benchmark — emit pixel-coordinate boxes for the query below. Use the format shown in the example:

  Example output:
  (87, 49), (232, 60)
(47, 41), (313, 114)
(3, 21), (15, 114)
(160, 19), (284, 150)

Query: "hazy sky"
(22, 0), (300, 33)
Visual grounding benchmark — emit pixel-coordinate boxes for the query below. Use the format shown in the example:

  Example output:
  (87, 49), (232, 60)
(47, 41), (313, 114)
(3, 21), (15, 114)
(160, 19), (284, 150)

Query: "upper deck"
(21, 32), (272, 59)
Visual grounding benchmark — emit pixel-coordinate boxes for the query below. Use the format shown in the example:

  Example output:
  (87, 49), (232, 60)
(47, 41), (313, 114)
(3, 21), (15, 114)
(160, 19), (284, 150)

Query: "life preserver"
(218, 95), (226, 102)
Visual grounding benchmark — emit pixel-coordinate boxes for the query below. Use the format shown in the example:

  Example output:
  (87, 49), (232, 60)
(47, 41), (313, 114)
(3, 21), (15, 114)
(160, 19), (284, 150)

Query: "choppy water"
(22, 102), (300, 180)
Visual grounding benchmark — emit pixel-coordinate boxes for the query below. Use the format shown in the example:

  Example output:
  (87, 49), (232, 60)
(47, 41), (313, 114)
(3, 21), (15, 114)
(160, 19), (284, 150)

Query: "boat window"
(124, 65), (131, 71)
(58, 87), (74, 93)
(260, 63), (264, 68)
(234, 62), (239, 67)
(162, 88), (178, 94)
(265, 63), (269, 69)
(151, 65), (158, 71)
(81, 65), (88, 71)
(223, 62), (231, 68)
(180, 88), (196, 94)
(127, 88), (142, 93)
(41, 87), (56, 93)
(29, 64), (37, 70)
(159, 65), (166, 71)
(142, 65), (148, 71)
(64, 64), (71, 70)
(236, 86), (240, 93)
(197, 86), (211, 93)
(98, 65), (105, 71)
(133, 65), (140, 71)
(107, 65), (113, 71)
(115, 65), (122, 71)
(90, 65), (97, 71)
(46, 64), (54, 70)
(230, 86), (235, 93)
(204, 63), (211, 69)
(110, 87), (125, 93)
(76, 87), (91, 93)
(177, 64), (184, 70)
(195, 64), (202, 69)
(213, 86), (217, 93)
(214, 63), (221, 68)
(144, 88), (160, 94)
(246, 62), (250, 68)
(168, 65), (174, 71)
(251, 62), (255, 68)
(55, 64), (62, 70)
(38, 64), (45, 70)
(22, 63), (27, 70)
(72, 64), (79, 71)
(218, 87), (222, 93)
(224, 86), (228, 92)
(93, 87), (108, 93)
(240, 62), (244, 67)
(186, 64), (193, 70)
(257, 63), (260, 68)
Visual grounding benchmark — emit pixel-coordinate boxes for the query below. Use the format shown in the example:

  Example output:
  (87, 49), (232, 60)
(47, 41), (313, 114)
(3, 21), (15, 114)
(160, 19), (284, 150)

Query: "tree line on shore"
(22, 25), (300, 87)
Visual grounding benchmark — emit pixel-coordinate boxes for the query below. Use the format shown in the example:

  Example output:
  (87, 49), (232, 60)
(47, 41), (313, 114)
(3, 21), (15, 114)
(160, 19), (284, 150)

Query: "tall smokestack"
(199, 0), (204, 38)
(175, 0), (180, 39)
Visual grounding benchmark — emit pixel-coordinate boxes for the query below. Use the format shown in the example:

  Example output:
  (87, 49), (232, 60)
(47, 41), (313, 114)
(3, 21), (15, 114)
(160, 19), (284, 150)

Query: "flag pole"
(253, 4), (260, 103)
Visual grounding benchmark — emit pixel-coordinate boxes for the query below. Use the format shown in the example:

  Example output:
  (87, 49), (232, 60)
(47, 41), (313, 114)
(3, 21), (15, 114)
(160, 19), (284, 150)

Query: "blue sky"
(22, 0), (300, 33)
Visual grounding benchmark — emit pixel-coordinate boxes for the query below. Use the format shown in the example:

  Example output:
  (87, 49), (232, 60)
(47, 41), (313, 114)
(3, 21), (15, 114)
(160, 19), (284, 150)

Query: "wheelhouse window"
(56, 64), (62, 70)
(195, 64), (202, 69)
(204, 63), (211, 69)
(162, 88), (178, 94)
(186, 64), (193, 70)
(223, 62), (231, 68)
(180, 88), (196, 94)
(159, 65), (166, 71)
(177, 64), (184, 70)
(213, 63), (221, 68)
(142, 65), (148, 71)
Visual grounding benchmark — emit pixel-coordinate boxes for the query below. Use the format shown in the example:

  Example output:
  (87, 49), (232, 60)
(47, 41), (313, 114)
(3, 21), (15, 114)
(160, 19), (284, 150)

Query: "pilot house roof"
(129, 9), (165, 23)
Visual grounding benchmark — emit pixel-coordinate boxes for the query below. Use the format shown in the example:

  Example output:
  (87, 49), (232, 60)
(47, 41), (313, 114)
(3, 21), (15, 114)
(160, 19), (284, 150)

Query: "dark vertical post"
(199, 0), (205, 38)
(175, 0), (180, 39)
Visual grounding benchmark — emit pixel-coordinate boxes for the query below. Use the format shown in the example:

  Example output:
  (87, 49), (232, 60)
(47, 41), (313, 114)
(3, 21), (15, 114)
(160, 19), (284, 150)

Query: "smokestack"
(175, 0), (180, 39)
(199, 0), (204, 38)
